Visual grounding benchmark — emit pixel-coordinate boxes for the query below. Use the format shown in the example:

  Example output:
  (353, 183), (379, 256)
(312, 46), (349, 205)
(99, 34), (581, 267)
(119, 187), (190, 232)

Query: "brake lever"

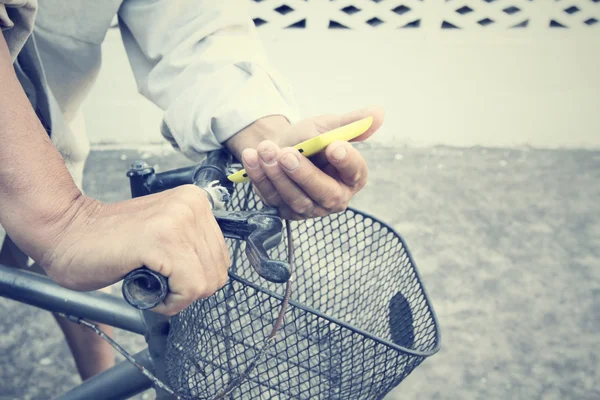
(213, 209), (291, 283)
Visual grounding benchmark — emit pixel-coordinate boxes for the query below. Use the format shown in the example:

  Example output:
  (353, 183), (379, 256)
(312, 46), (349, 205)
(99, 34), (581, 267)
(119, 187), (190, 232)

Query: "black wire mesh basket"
(165, 183), (440, 399)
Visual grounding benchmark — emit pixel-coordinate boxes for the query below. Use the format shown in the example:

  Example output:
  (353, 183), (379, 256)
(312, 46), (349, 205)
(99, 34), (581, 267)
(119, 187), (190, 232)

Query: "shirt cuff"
(162, 61), (300, 162)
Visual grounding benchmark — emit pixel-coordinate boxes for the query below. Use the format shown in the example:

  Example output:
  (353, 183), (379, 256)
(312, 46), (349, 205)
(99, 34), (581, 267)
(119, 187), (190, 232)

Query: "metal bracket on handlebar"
(214, 209), (291, 283)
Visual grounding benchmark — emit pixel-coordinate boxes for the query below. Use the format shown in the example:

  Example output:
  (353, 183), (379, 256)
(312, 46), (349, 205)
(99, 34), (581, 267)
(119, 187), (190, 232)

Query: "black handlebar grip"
(122, 267), (168, 310)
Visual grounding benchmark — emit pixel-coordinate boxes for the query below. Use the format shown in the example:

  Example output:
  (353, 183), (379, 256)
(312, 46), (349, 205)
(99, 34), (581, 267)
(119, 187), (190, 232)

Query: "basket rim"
(227, 206), (442, 358)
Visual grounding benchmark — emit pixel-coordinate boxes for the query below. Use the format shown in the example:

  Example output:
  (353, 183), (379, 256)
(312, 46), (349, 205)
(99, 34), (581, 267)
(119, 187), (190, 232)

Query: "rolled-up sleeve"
(0, 0), (36, 60)
(118, 0), (299, 161)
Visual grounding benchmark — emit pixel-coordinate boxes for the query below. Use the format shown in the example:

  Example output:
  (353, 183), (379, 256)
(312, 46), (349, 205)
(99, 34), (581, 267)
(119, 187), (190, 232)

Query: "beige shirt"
(0, 0), (299, 251)
(0, 0), (36, 59)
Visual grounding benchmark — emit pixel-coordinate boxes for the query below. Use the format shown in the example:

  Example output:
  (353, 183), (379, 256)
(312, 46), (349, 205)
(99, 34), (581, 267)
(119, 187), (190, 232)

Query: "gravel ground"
(1, 144), (599, 399)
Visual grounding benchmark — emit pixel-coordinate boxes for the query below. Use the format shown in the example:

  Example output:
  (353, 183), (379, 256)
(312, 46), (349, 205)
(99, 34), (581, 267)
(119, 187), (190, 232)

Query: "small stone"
(39, 357), (52, 366)
(120, 154), (127, 161)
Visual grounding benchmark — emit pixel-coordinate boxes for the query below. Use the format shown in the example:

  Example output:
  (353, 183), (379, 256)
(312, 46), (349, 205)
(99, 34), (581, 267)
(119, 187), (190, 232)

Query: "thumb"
(304, 105), (384, 143)
(287, 105), (384, 146)
(338, 105), (385, 142)
(289, 105), (383, 167)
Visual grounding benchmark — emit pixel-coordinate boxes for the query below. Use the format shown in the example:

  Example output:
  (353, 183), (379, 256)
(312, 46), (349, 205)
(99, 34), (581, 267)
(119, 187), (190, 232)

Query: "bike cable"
(56, 313), (181, 398)
(212, 219), (295, 399)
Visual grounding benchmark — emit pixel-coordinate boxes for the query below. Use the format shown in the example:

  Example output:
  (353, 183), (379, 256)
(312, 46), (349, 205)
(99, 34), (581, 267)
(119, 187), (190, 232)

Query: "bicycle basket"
(165, 184), (440, 399)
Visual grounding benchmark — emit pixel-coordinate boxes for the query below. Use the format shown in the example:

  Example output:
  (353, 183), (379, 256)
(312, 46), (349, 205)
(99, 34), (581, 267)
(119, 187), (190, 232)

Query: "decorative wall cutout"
(543, 0), (600, 28)
(248, 0), (600, 30)
(440, 0), (536, 29)
(250, 0), (311, 29)
(326, 0), (425, 29)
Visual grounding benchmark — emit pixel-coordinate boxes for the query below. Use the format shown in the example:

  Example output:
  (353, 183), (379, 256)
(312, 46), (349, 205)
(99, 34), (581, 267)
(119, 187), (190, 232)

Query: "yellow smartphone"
(228, 116), (374, 184)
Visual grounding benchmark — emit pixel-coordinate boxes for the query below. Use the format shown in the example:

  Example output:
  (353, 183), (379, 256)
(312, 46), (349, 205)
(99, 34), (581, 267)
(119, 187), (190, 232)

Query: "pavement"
(1, 144), (599, 399)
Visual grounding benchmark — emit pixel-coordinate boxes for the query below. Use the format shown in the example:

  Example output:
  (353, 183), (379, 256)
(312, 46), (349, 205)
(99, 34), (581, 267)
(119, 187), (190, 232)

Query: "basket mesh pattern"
(165, 184), (439, 399)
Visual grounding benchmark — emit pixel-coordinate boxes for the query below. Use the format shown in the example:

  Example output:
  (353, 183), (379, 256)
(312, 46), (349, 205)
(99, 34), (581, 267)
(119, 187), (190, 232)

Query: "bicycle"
(0, 149), (441, 399)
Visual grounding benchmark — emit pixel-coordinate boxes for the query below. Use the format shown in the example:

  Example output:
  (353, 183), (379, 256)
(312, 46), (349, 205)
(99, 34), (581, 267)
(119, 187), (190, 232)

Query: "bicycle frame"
(0, 150), (236, 399)
(0, 263), (156, 399)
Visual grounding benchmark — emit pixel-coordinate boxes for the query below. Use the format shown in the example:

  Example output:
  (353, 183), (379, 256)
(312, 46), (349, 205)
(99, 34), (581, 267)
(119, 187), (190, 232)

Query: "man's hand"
(1, 30), (229, 316)
(40, 185), (230, 316)
(226, 106), (384, 220)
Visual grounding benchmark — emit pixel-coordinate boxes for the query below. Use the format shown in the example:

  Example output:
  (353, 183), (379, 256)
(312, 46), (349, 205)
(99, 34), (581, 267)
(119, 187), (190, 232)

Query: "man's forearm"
(0, 34), (84, 262)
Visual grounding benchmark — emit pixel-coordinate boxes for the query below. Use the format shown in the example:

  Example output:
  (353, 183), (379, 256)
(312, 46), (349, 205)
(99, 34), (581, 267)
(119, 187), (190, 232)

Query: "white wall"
(82, 0), (600, 149)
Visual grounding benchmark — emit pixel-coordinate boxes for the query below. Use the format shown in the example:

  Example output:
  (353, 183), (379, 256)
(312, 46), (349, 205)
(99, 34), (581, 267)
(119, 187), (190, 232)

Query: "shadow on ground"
(1, 145), (599, 399)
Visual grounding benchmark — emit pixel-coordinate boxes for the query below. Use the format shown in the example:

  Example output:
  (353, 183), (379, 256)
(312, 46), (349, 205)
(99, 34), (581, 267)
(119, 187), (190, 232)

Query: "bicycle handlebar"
(121, 151), (291, 310)
(122, 267), (168, 310)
